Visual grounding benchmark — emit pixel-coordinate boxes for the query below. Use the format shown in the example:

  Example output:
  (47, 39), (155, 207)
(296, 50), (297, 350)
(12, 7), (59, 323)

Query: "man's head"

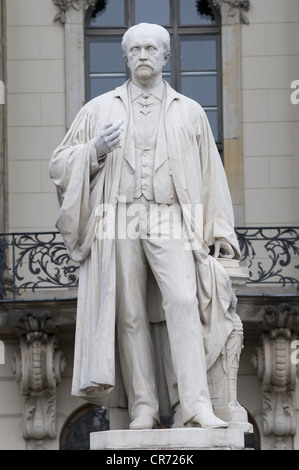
(122, 23), (170, 88)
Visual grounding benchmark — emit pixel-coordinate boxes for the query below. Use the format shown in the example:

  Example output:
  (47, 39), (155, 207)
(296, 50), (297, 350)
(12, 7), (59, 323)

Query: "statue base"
(90, 427), (245, 450)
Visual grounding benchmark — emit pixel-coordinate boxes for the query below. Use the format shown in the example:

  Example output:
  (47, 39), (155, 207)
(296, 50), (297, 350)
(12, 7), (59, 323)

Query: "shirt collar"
(130, 80), (164, 102)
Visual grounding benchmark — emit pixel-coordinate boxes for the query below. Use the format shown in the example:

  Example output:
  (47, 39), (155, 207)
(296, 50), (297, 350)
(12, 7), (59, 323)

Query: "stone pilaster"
(211, 0), (250, 226)
(52, 0), (97, 127)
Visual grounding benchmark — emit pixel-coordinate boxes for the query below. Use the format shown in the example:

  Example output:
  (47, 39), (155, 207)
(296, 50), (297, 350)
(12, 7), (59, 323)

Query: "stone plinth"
(90, 428), (245, 450)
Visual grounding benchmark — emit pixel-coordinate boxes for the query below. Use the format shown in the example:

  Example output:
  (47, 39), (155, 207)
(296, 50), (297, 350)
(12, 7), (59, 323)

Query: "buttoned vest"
(118, 84), (178, 204)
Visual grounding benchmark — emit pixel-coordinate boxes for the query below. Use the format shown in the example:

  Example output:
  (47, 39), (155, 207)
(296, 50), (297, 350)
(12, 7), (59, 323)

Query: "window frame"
(59, 0), (246, 224)
(84, 0), (223, 148)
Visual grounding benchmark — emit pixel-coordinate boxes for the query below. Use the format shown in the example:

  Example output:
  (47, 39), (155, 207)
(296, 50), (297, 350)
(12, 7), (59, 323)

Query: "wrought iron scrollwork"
(235, 227), (299, 288)
(0, 227), (298, 301)
(0, 232), (79, 300)
(13, 233), (79, 292)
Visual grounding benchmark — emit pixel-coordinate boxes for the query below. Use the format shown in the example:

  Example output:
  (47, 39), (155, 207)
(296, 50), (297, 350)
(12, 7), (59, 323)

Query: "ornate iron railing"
(235, 227), (299, 288)
(0, 227), (298, 301)
(0, 232), (79, 301)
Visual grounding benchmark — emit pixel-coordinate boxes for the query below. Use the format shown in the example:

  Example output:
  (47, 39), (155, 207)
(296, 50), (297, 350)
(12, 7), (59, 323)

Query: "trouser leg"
(142, 236), (214, 424)
(115, 231), (159, 422)
(115, 198), (215, 425)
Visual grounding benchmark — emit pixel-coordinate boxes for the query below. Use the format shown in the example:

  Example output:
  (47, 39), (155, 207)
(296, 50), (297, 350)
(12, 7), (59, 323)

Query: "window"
(60, 404), (109, 450)
(85, 0), (222, 145)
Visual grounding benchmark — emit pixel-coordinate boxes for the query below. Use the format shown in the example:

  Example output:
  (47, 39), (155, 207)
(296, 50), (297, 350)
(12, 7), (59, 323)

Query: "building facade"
(0, 0), (298, 450)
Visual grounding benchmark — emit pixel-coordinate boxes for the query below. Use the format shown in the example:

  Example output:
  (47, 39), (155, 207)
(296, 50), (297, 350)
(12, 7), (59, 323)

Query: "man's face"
(125, 30), (169, 84)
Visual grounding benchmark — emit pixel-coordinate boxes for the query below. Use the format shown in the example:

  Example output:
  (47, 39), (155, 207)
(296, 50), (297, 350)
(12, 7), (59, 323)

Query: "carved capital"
(12, 311), (66, 444)
(252, 304), (299, 447)
(211, 0), (250, 24)
(52, 0), (96, 23)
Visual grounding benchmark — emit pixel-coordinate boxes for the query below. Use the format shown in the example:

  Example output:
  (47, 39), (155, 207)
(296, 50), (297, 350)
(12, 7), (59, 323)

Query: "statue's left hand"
(214, 239), (234, 259)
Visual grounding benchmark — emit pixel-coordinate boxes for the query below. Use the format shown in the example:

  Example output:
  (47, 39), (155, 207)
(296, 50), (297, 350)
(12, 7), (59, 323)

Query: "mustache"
(136, 63), (153, 69)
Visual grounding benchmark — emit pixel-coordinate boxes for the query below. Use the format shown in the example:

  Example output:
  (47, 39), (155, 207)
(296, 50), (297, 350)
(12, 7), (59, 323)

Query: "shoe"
(130, 414), (156, 430)
(186, 410), (228, 429)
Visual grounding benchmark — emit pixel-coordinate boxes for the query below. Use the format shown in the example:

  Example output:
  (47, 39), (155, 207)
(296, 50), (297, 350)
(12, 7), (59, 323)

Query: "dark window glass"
(88, 36), (126, 96)
(205, 109), (218, 141)
(90, 76), (126, 96)
(180, 36), (217, 71)
(85, 0), (222, 144)
(180, 0), (216, 25)
(89, 37), (125, 74)
(180, 34), (219, 139)
(181, 74), (218, 106)
(60, 405), (109, 451)
(135, 0), (170, 25)
(88, 0), (125, 27)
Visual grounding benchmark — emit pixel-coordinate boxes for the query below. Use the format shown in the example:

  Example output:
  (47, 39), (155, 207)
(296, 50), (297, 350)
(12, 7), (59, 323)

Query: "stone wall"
(241, 0), (299, 226)
(6, 0), (65, 232)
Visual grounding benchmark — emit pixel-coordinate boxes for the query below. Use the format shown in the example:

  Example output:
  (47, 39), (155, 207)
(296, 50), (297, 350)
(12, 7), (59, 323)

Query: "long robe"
(49, 80), (241, 408)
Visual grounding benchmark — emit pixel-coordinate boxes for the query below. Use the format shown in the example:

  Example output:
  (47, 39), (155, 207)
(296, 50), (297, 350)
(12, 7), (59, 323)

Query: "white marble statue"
(49, 23), (241, 431)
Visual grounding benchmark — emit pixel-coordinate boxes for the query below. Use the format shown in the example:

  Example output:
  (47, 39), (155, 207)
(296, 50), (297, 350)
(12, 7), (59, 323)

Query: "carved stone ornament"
(211, 0), (250, 24)
(12, 311), (66, 448)
(207, 259), (251, 430)
(52, 0), (250, 25)
(252, 304), (299, 450)
(52, 0), (96, 23)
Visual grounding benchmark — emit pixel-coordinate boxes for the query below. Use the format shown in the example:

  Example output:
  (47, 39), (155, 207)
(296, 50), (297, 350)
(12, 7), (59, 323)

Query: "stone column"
(211, 0), (250, 225)
(52, 0), (96, 128)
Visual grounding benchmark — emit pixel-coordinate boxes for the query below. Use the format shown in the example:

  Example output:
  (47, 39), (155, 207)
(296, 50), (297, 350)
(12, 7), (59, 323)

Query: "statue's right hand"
(95, 120), (123, 158)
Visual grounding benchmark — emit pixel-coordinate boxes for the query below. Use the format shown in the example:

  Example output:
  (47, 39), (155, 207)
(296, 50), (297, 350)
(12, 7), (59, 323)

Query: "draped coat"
(49, 80), (241, 408)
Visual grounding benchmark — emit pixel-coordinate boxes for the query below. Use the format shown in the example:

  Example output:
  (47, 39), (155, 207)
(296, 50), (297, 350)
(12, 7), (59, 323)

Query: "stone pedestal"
(90, 428), (245, 450)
